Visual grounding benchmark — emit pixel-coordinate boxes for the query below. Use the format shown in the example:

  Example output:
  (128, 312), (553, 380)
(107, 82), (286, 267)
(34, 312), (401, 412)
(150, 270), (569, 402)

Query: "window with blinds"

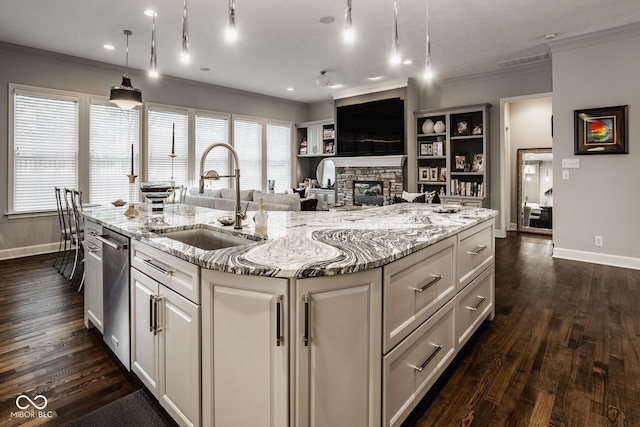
(195, 113), (230, 188)
(266, 122), (292, 193)
(89, 101), (140, 204)
(147, 108), (189, 186)
(12, 91), (79, 213)
(233, 117), (263, 190)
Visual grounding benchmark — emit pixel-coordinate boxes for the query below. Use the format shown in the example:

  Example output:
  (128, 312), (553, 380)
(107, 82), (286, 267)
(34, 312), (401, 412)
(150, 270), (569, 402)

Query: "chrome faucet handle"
(237, 202), (248, 220)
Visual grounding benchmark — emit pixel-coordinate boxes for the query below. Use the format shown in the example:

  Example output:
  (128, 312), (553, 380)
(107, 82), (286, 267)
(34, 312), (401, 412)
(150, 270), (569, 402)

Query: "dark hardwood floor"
(407, 232), (640, 427)
(1, 232), (639, 426)
(0, 254), (141, 426)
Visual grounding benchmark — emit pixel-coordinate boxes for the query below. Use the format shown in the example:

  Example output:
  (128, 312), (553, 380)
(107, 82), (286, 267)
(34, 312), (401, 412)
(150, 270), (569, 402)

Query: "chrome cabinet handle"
(276, 295), (283, 347)
(88, 229), (99, 237)
(303, 294), (309, 347)
(412, 344), (443, 372)
(149, 294), (154, 333)
(411, 274), (443, 293)
(153, 295), (163, 335)
(143, 258), (174, 276)
(466, 295), (487, 311)
(466, 245), (487, 256)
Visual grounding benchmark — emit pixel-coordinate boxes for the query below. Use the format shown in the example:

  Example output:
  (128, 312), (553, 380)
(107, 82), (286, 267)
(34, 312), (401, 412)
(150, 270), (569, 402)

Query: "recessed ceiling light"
(328, 83), (342, 89)
(200, 67), (210, 72)
(144, 9), (157, 17)
(368, 75), (382, 81)
(403, 59), (413, 65)
(319, 16), (335, 24)
(103, 44), (114, 50)
(287, 87), (294, 91)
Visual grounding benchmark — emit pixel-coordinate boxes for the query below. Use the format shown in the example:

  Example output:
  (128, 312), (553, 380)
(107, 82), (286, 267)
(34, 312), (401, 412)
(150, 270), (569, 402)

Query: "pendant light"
(423, 0), (434, 81)
(390, 0), (401, 64)
(181, 0), (190, 63)
(344, 0), (354, 43)
(110, 30), (142, 110)
(148, 11), (159, 77)
(226, 0), (238, 41)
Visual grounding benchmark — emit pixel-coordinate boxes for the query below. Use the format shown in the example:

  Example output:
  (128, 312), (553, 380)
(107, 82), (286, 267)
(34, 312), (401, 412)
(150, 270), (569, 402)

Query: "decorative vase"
(421, 119), (435, 134)
(434, 120), (445, 133)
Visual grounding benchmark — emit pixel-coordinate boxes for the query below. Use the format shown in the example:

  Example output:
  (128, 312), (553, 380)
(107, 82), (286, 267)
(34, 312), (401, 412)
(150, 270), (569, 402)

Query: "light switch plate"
(562, 159), (580, 168)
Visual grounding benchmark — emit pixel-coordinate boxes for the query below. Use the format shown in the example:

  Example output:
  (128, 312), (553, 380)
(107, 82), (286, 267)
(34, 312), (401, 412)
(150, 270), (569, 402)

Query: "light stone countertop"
(82, 203), (498, 278)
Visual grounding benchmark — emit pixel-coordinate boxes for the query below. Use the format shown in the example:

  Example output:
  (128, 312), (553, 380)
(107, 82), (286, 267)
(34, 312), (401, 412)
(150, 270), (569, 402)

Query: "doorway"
(517, 148), (553, 235)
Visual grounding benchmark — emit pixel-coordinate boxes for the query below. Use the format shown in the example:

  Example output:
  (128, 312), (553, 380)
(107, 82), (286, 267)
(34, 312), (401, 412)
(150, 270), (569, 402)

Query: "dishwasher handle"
(97, 234), (128, 251)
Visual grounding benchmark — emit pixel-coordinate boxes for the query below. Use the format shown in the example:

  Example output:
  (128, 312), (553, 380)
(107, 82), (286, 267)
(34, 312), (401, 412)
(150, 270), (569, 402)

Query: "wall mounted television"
(336, 97), (405, 156)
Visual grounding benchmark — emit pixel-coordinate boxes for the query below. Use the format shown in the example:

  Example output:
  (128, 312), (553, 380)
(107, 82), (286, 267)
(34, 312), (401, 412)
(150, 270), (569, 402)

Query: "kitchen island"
(82, 203), (498, 427)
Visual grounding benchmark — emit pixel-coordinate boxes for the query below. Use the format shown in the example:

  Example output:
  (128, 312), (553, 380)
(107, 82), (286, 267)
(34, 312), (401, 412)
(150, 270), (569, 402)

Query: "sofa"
(184, 187), (302, 212)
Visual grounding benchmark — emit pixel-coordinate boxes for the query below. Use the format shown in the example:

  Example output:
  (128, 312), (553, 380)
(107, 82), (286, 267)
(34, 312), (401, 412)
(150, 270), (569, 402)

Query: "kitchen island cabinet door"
(158, 285), (201, 427)
(201, 270), (289, 427)
(131, 268), (159, 394)
(294, 268), (382, 427)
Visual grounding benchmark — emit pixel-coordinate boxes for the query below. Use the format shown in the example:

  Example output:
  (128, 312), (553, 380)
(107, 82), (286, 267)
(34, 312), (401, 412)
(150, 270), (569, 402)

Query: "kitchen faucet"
(199, 142), (246, 229)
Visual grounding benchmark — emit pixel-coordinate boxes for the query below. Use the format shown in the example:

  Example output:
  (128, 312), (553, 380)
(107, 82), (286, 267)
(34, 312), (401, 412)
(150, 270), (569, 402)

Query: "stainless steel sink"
(159, 228), (253, 250)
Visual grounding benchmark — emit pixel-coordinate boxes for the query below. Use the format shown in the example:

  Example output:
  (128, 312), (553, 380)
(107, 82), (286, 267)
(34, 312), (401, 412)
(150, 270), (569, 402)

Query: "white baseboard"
(553, 247), (640, 270)
(0, 242), (59, 261)
(510, 222), (518, 231)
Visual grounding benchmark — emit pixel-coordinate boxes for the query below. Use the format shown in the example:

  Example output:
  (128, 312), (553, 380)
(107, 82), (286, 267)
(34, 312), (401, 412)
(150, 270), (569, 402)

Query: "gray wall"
(0, 43), (308, 257)
(550, 28), (640, 264)
(509, 98), (553, 224)
(419, 65), (553, 235)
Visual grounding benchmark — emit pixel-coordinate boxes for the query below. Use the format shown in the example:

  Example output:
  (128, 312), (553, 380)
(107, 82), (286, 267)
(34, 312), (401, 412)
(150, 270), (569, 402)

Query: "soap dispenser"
(254, 197), (268, 235)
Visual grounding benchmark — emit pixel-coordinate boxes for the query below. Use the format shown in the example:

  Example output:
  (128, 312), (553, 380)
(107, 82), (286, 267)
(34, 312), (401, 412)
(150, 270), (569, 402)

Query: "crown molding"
(430, 61), (552, 89)
(332, 78), (418, 101)
(547, 22), (640, 53)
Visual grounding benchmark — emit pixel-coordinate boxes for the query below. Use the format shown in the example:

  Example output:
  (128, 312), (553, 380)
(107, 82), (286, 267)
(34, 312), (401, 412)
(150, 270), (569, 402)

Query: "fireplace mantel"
(331, 155), (407, 168)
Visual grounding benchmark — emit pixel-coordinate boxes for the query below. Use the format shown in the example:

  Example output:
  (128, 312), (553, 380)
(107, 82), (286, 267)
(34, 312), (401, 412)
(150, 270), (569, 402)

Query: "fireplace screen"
(353, 181), (384, 206)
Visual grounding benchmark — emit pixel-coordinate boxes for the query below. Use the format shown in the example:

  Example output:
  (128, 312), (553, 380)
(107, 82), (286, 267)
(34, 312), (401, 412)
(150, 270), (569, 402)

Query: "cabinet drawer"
(457, 221), (494, 291)
(383, 236), (455, 353)
(383, 298), (456, 427)
(131, 240), (200, 304)
(85, 219), (103, 247)
(456, 265), (494, 349)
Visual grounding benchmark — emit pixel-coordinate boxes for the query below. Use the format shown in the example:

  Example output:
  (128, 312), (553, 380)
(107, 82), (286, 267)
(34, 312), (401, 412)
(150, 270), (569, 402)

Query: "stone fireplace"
(332, 156), (406, 206)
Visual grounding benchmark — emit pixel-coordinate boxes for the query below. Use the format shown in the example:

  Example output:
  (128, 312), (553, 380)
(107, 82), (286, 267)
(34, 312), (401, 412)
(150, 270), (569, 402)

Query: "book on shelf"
(450, 180), (484, 197)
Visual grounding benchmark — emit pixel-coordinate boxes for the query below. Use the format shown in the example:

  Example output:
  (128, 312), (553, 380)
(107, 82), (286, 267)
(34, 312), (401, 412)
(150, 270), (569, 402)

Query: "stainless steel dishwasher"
(97, 228), (130, 370)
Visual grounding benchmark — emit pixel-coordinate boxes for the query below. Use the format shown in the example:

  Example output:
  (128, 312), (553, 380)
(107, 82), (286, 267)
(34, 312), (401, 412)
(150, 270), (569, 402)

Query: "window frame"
(7, 83), (85, 217)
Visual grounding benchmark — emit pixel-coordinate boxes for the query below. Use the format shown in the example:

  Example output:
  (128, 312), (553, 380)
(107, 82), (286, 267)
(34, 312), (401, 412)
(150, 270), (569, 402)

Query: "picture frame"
(454, 117), (471, 136)
(438, 167), (447, 182)
(418, 167), (430, 181)
(429, 168), (438, 182)
(419, 142), (432, 156)
(472, 153), (484, 172)
(472, 123), (483, 135)
(454, 155), (467, 171)
(574, 105), (628, 154)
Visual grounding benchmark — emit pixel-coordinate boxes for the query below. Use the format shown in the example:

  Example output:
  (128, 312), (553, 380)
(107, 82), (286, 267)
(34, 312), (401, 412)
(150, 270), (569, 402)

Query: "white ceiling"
(1, 0), (639, 103)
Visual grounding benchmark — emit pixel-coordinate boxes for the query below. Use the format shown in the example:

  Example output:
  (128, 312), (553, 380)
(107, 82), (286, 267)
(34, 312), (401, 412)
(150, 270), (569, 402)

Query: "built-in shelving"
(414, 104), (491, 207)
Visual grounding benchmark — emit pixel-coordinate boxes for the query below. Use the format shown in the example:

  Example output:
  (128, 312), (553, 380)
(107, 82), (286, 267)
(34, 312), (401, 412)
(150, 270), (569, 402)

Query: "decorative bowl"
(217, 216), (234, 226)
(111, 199), (126, 207)
(140, 182), (174, 213)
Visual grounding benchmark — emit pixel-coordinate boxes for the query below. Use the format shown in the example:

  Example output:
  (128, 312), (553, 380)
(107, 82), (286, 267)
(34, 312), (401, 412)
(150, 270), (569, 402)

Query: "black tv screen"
(336, 98), (405, 156)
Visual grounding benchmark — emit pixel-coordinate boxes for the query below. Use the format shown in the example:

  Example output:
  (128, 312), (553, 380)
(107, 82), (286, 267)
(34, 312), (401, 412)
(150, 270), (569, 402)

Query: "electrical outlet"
(562, 170), (570, 180)
(595, 236), (603, 247)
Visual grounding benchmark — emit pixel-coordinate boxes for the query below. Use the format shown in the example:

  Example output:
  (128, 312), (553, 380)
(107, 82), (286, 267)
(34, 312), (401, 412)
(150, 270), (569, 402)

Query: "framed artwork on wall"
(574, 105), (628, 154)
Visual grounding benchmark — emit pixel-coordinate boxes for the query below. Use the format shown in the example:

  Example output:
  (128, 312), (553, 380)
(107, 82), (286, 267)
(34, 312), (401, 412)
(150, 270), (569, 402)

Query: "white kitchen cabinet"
(294, 268), (382, 427)
(201, 270), (288, 427)
(131, 267), (201, 427)
(83, 219), (103, 333)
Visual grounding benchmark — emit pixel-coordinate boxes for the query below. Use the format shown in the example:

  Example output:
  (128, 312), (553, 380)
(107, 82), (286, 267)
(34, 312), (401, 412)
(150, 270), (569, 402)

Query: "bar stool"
(53, 187), (72, 271)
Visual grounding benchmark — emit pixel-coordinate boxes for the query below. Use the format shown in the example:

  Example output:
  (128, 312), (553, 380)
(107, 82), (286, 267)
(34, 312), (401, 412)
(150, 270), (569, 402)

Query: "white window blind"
(12, 92), (78, 213)
(148, 108), (189, 186)
(233, 117), (263, 190)
(89, 101), (140, 204)
(266, 122), (292, 193)
(195, 113), (230, 188)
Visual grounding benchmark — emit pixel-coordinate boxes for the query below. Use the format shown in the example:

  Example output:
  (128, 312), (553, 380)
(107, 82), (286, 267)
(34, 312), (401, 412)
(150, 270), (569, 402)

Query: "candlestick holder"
(169, 152), (177, 203)
(124, 174), (139, 217)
